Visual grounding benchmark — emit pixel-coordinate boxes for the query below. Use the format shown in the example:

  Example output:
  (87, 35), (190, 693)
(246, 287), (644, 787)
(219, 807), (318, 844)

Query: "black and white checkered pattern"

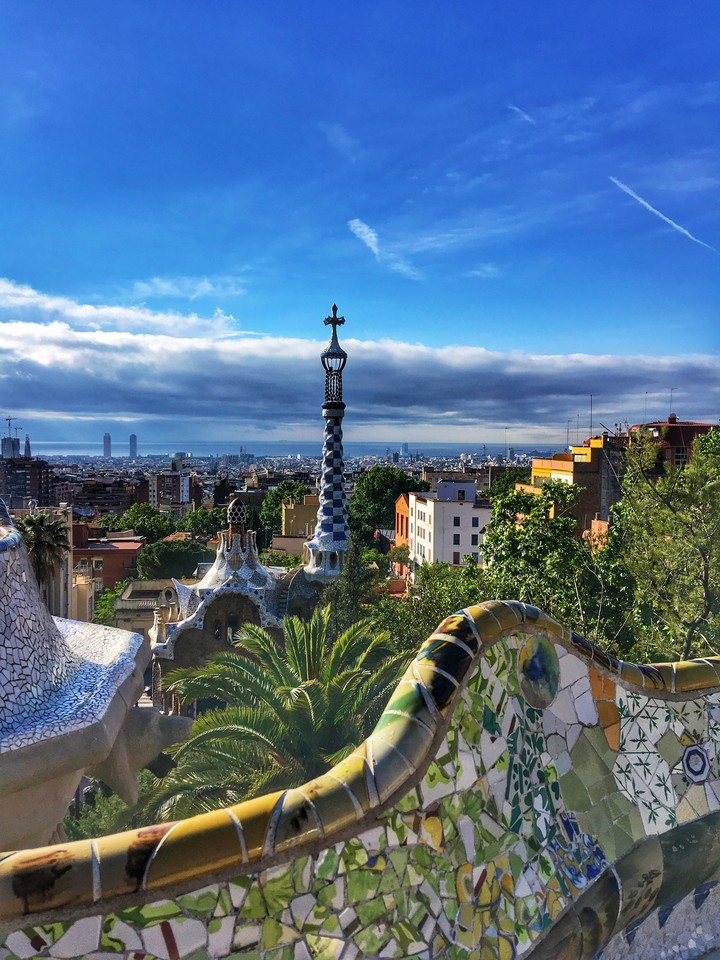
(313, 415), (349, 543)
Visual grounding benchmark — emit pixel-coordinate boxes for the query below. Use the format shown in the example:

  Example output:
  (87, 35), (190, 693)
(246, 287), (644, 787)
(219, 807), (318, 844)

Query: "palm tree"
(135, 606), (408, 822)
(15, 511), (70, 598)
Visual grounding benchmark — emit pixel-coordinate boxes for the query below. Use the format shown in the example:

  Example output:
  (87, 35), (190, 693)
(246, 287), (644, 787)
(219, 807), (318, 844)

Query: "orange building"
(72, 524), (145, 591)
(394, 493), (410, 578)
(521, 433), (626, 535)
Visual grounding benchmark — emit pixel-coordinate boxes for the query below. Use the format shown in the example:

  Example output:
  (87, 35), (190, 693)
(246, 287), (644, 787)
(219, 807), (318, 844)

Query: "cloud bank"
(1, 278), (717, 444)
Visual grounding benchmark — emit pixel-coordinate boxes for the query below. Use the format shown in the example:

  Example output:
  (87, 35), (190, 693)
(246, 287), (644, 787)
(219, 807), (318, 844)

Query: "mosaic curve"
(4, 600), (720, 959)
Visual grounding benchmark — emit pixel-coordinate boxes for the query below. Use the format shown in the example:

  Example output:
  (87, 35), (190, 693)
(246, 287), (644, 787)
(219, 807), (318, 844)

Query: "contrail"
(609, 176), (717, 253)
(508, 104), (536, 125)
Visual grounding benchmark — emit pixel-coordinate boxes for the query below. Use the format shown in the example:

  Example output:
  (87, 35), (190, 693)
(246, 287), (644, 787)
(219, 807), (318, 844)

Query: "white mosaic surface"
(603, 881), (720, 960)
(0, 519), (143, 753)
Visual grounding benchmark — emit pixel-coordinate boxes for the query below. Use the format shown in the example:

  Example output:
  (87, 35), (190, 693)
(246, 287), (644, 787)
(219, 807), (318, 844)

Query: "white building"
(408, 481), (491, 570)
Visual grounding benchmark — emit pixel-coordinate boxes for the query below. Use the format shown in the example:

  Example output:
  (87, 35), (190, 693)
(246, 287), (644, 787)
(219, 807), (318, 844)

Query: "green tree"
(487, 465), (531, 498)
(349, 466), (427, 548)
(15, 511), (70, 596)
(120, 503), (175, 543)
(135, 607), (403, 821)
(323, 541), (380, 639)
(93, 580), (127, 626)
(482, 481), (633, 648)
(95, 514), (123, 529)
(62, 772), (155, 840)
(614, 429), (720, 660)
(371, 560), (488, 656)
(176, 507), (227, 538)
(362, 546), (392, 578)
(136, 540), (211, 579)
(260, 551), (303, 570)
(259, 480), (309, 535)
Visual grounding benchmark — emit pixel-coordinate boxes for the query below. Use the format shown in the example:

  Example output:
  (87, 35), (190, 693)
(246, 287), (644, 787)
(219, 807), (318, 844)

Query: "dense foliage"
(14, 512), (70, 593)
(93, 580), (127, 626)
(136, 539), (212, 579)
(349, 466), (428, 547)
(136, 607), (405, 821)
(482, 481), (633, 649)
(258, 480), (310, 534)
(613, 429), (720, 660)
(371, 560), (488, 656)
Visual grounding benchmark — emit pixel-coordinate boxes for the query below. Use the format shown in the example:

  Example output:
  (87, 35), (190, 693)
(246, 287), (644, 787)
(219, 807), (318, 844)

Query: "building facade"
(407, 482), (492, 570)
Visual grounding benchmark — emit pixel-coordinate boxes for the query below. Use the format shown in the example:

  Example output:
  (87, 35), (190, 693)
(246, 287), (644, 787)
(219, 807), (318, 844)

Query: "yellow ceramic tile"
(650, 663), (676, 691)
(604, 721), (621, 752)
(674, 660), (719, 692)
(96, 823), (175, 899)
(589, 667), (604, 700)
(617, 662), (647, 689)
(271, 788), (323, 854)
(144, 808), (248, 890)
(476, 600), (524, 634)
(323, 747), (374, 814)
(366, 735), (415, 805)
(232, 791), (286, 862)
(298, 772), (364, 834)
(0, 842), (94, 919)
(597, 700), (621, 731)
(467, 606), (505, 643)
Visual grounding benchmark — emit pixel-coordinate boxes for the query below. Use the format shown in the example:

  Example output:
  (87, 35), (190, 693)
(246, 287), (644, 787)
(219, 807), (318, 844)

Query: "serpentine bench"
(3, 600), (720, 959)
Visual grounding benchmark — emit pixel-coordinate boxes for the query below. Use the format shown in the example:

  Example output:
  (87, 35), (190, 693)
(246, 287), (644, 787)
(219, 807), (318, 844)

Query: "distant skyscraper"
(401, 443), (409, 457)
(129, 433), (138, 458)
(103, 432), (112, 458)
(23, 434), (31, 459)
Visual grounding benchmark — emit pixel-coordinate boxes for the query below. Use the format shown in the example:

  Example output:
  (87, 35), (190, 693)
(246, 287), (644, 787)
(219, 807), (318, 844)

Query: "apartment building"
(407, 481), (492, 570)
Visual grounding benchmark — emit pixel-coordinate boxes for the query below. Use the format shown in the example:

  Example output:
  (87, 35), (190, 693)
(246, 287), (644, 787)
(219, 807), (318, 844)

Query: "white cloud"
(465, 263), (500, 279)
(348, 219), (380, 257)
(318, 122), (360, 162)
(0, 279), (717, 441)
(508, 104), (536, 125)
(130, 274), (247, 300)
(0, 278), (257, 338)
(347, 219), (422, 280)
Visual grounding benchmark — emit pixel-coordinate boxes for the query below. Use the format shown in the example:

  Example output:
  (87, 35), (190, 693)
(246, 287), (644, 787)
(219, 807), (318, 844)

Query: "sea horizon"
(30, 439), (557, 459)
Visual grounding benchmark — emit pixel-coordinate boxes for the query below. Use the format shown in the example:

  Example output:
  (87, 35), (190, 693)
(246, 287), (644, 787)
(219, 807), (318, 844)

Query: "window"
(472, 516), (479, 528)
(675, 447), (688, 467)
(453, 551), (460, 565)
(471, 534), (478, 546)
(453, 516), (460, 527)
(453, 534), (460, 545)
(457, 489), (465, 501)
(472, 552), (479, 563)
(92, 558), (104, 571)
(428, 531), (431, 543)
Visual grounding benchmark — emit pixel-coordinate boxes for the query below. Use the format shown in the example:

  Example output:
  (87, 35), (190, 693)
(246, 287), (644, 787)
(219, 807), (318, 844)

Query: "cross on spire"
(324, 304), (345, 333)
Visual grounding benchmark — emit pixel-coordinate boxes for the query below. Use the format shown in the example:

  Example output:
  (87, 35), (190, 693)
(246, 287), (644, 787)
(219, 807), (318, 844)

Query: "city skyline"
(1, 2), (718, 443)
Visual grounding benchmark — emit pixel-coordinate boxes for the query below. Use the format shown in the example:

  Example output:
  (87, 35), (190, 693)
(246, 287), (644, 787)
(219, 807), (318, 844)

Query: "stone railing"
(2, 601), (720, 959)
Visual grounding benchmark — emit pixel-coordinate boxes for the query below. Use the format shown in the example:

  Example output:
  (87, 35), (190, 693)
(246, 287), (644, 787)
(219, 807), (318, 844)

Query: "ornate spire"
(304, 305), (351, 582)
(321, 305), (347, 404)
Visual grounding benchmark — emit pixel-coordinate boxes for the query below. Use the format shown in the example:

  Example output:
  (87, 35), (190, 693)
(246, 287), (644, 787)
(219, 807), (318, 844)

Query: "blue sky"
(0, 1), (718, 447)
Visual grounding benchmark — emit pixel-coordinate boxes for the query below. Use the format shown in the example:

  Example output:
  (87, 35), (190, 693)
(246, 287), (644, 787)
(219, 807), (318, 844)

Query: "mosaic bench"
(3, 600), (720, 959)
